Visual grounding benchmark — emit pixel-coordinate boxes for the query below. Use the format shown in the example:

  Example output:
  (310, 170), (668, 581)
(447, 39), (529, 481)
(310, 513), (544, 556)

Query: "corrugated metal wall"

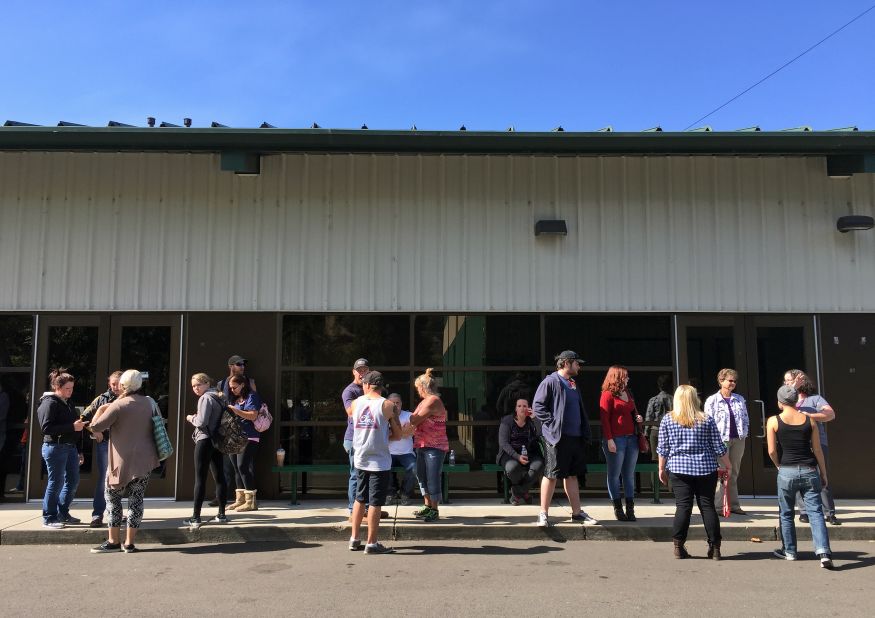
(1, 151), (873, 312)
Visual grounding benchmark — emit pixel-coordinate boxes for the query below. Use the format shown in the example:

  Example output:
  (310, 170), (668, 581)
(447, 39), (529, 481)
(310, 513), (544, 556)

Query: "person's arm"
(532, 380), (552, 425)
(187, 395), (214, 429)
(599, 391), (616, 450)
(658, 454), (669, 486)
(803, 397), (836, 423)
(80, 394), (103, 421)
(89, 402), (121, 434)
(385, 400), (402, 441)
(343, 386), (358, 418)
(766, 416), (780, 468)
(229, 394), (258, 421)
(497, 417), (519, 461)
(409, 396), (441, 427)
(810, 420), (828, 487)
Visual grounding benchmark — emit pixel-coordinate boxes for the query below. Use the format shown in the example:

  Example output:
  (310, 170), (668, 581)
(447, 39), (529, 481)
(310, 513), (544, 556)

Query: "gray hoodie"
(191, 390), (225, 443)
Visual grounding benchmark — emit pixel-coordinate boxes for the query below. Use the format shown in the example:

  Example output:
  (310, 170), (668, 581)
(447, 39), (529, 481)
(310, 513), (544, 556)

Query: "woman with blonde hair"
(409, 368), (448, 522)
(657, 385), (731, 560)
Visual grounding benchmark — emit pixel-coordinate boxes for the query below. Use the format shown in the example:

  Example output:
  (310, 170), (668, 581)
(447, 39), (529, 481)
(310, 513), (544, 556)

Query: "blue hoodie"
(533, 372), (592, 446)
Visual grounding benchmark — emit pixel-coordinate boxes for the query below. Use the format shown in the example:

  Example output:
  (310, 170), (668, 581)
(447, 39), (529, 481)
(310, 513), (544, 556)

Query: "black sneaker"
(42, 520), (65, 530)
(827, 515), (841, 526)
(211, 514), (229, 524)
(820, 554), (834, 569)
(123, 544), (139, 554)
(799, 514), (809, 523)
(89, 517), (104, 529)
(91, 541), (122, 554)
(364, 542), (394, 555)
(60, 515), (82, 525)
(182, 517), (202, 530)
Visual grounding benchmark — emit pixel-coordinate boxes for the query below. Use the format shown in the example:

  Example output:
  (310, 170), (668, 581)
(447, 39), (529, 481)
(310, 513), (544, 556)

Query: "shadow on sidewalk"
(143, 540), (322, 554)
(394, 544), (563, 556)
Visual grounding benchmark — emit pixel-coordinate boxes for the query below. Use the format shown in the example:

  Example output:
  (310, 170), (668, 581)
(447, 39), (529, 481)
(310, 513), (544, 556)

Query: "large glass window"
(0, 315), (34, 501)
(282, 315), (410, 367)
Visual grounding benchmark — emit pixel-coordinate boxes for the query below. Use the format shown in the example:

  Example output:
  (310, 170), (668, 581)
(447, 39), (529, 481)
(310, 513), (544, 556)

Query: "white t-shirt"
(389, 410), (414, 456)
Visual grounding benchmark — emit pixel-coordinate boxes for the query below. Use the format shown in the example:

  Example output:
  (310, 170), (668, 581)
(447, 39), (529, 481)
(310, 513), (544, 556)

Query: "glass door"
(676, 315), (817, 497)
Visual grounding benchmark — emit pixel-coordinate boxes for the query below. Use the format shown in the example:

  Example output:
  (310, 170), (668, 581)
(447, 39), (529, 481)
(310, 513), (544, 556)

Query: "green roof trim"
(0, 126), (873, 156)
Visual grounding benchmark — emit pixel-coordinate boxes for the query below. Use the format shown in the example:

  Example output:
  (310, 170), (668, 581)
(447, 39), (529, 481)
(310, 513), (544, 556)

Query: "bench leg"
(503, 474), (510, 504)
(650, 471), (661, 504)
(290, 472), (299, 506)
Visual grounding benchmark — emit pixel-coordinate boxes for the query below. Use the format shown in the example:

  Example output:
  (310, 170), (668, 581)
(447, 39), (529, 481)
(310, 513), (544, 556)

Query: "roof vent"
(643, 126), (663, 132)
(826, 126), (858, 132)
(735, 126), (761, 132)
(506, 126), (515, 132)
(108, 121), (134, 127)
(552, 126), (565, 132)
(410, 124), (418, 130)
(159, 121), (180, 128)
(597, 126), (613, 132)
(260, 122), (275, 128)
(686, 126), (712, 132)
(4, 120), (38, 126)
(360, 123), (368, 130)
(183, 118), (192, 128)
(211, 121), (227, 128)
(311, 122), (321, 129)
(57, 121), (85, 126)
(146, 117), (156, 127)
(779, 126), (812, 132)
(459, 125), (467, 131)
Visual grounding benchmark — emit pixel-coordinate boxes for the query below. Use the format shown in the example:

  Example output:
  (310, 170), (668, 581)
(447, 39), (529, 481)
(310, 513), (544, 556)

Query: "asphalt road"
(1, 540), (873, 616)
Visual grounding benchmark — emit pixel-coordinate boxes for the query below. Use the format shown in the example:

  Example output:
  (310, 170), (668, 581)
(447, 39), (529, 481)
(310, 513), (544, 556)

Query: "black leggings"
(231, 441), (259, 490)
(193, 439), (227, 518)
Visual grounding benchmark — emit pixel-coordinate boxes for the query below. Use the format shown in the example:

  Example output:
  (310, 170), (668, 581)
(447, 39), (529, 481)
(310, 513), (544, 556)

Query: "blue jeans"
(602, 434), (638, 499)
(92, 439), (109, 518)
(41, 443), (80, 523)
(416, 447), (444, 503)
(390, 452), (417, 497)
(777, 465), (832, 557)
(798, 444), (836, 517)
(343, 439), (356, 512)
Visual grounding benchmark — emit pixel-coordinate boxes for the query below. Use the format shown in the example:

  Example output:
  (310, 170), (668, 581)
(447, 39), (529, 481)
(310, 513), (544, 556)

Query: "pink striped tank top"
(413, 397), (449, 452)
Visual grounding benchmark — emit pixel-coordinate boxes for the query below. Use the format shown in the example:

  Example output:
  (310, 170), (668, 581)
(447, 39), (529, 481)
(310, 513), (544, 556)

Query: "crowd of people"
(31, 348), (840, 564)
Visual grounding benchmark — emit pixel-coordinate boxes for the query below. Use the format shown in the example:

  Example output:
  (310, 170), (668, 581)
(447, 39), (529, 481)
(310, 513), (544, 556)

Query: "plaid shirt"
(656, 415), (727, 476)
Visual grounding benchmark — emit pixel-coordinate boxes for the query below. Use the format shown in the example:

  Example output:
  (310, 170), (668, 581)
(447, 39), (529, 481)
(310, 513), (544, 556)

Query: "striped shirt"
(656, 415), (727, 476)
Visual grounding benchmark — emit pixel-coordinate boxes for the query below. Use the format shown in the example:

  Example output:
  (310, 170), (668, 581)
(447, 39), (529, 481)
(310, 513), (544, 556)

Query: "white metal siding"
(1, 151), (873, 312)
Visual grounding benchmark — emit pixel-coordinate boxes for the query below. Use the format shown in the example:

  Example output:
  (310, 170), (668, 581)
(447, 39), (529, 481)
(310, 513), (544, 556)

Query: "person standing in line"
(532, 350), (596, 528)
(343, 358), (383, 520)
(409, 368), (449, 522)
(225, 374), (262, 513)
(87, 369), (159, 553)
(703, 368), (749, 515)
(212, 355), (256, 508)
(348, 371), (403, 555)
(784, 370), (840, 526)
(38, 369), (87, 529)
(497, 398), (544, 505)
(80, 371), (122, 528)
(600, 365), (643, 522)
(657, 385), (730, 560)
(645, 375), (673, 460)
(184, 373), (229, 530)
(386, 392), (416, 505)
(766, 385), (833, 569)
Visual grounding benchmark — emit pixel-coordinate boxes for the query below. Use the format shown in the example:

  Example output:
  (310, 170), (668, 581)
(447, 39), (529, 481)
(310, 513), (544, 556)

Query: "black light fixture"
(534, 220), (568, 236)
(836, 215), (875, 233)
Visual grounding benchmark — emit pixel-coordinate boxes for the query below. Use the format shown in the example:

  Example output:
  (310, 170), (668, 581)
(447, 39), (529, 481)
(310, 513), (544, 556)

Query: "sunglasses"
(234, 362), (246, 367)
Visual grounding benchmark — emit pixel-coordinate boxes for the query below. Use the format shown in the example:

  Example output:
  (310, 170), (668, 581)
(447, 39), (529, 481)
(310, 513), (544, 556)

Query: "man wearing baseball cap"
(348, 371), (403, 554)
(532, 350), (596, 527)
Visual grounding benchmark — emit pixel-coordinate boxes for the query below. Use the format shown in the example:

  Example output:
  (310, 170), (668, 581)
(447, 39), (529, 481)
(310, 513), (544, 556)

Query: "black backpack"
(209, 393), (248, 455)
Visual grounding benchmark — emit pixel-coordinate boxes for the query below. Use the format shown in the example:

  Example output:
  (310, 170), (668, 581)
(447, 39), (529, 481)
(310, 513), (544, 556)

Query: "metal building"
(1, 124), (873, 501)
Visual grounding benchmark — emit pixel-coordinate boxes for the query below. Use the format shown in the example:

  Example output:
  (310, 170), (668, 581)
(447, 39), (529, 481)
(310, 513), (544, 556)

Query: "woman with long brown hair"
(599, 365), (643, 521)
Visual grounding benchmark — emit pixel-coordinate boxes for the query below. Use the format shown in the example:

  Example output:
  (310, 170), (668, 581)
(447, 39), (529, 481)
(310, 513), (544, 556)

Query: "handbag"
(150, 398), (174, 461)
(629, 395), (650, 454)
(254, 402), (273, 433)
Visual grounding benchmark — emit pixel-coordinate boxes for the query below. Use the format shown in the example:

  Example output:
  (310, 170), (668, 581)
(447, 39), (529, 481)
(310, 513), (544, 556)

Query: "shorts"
(354, 469), (391, 507)
(543, 435), (587, 479)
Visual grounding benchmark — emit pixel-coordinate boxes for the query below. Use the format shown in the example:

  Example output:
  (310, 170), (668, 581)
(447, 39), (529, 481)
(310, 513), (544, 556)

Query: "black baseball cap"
(555, 350), (584, 363)
(362, 371), (384, 386)
(353, 358), (369, 370)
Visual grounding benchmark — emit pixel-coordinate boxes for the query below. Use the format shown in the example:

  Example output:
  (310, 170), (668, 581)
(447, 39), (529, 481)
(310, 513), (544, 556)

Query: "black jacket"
(496, 414), (542, 464)
(37, 393), (79, 444)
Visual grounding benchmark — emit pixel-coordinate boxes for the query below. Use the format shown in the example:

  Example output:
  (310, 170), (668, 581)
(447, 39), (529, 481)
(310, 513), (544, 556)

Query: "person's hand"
(821, 473), (828, 488)
(186, 414), (194, 424)
(93, 432), (104, 444)
(658, 468), (668, 486)
(635, 415), (644, 423)
(73, 419), (86, 432)
(519, 455), (529, 465)
(607, 439), (617, 454)
(78, 452), (85, 466)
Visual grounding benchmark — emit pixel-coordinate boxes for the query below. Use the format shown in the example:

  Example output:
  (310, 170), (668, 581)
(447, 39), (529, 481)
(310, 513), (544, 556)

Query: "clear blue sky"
(3, 1), (873, 131)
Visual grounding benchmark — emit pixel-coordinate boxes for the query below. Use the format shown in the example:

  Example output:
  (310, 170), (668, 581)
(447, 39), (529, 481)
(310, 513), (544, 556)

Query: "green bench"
(273, 463), (471, 505)
(483, 462), (662, 504)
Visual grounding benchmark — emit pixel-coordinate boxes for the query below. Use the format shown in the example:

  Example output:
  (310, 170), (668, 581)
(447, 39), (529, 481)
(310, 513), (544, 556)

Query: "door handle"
(753, 400), (766, 438)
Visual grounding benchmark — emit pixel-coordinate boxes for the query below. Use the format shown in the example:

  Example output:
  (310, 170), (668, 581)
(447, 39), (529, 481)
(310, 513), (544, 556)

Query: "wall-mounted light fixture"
(220, 152), (261, 176)
(836, 215), (874, 233)
(534, 220), (568, 236)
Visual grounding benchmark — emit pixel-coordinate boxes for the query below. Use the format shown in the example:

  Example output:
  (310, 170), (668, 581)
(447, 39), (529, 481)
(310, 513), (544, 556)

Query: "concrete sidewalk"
(2, 498), (874, 545)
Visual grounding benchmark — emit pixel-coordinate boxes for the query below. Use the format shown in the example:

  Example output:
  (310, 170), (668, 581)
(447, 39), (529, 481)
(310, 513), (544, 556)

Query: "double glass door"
(676, 315), (817, 497)
(30, 314), (181, 499)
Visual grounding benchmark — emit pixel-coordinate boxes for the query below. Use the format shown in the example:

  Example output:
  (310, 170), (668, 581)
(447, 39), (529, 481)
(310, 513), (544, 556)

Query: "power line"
(683, 4), (875, 131)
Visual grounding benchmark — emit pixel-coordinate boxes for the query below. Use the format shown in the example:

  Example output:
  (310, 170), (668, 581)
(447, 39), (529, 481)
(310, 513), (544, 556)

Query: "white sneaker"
(42, 520), (65, 530)
(571, 511), (598, 524)
(773, 548), (797, 561)
(819, 554), (834, 569)
(536, 512), (551, 527)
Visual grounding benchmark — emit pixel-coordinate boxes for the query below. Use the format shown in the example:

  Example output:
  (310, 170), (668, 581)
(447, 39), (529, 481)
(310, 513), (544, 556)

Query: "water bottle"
(448, 450), (456, 466)
(520, 446), (528, 459)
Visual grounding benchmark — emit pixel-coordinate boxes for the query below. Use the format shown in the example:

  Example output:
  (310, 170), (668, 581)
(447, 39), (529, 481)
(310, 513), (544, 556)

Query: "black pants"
(193, 439), (227, 518)
(502, 455), (545, 497)
(231, 441), (259, 491)
(670, 471), (720, 545)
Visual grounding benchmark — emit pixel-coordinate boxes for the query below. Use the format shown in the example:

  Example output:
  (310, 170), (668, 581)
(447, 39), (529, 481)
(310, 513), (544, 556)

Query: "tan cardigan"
(90, 394), (160, 489)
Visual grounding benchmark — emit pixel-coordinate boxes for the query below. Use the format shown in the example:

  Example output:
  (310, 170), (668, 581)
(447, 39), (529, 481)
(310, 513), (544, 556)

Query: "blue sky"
(2, 1), (873, 131)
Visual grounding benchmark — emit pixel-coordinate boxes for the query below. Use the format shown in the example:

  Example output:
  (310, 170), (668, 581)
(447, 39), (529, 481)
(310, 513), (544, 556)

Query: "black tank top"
(776, 415), (816, 467)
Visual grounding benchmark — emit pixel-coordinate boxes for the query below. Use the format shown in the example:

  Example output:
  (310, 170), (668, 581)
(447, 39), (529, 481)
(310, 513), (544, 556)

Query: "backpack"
(209, 393), (248, 454)
(254, 402), (273, 432)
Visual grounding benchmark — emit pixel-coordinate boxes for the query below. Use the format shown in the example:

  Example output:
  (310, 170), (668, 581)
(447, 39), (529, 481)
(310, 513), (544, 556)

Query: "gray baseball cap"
(353, 358), (369, 370)
(778, 385), (798, 405)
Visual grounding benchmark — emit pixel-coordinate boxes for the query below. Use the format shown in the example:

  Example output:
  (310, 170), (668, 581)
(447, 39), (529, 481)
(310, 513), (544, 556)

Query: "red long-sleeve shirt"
(599, 390), (636, 441)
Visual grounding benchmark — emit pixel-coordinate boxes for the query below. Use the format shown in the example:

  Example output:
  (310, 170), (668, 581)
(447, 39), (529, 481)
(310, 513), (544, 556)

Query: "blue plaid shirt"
(656, 415), (727, 476)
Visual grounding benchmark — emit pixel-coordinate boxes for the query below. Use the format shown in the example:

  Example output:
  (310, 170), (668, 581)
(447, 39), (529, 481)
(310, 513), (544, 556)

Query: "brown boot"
(707, 542), (721, 561)
(226, 489), (246, 511)
(673, 540), (690, 559)
(235, 490), (257, 513)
